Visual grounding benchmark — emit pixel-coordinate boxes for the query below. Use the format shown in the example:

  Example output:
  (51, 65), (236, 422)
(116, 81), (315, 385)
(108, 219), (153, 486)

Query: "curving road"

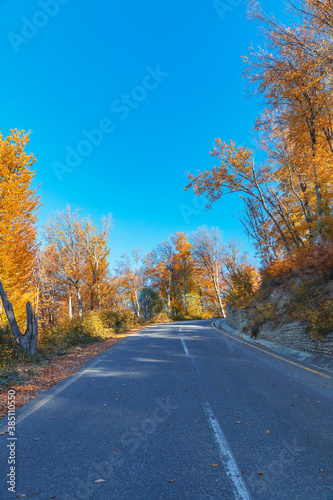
(0, 319), (332, 499)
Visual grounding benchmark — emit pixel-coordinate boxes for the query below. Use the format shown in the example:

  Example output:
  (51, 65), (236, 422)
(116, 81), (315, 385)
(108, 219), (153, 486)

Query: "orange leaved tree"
(0, 130), (40, 355)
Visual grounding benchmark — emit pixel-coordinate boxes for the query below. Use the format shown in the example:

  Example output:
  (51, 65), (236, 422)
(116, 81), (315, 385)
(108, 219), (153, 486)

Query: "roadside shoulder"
(213, 318), (333, 375)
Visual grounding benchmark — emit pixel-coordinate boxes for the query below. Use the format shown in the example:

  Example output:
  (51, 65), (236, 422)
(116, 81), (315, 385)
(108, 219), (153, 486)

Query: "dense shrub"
(262, 240), (333, 282)
(288, 280), (333, 338)
(225, 265), (260, 309)
(38, 312), (109, 355)
(100, 311), (135, 333)
(152, 312), (171, 323)
(172, 313), (190, 321)
(0, 326), (22, 369)
(0, 309), (138, 387)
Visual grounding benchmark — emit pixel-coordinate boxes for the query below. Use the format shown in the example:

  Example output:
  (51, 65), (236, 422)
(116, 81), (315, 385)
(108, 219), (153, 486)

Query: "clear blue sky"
(0, 0), (282, 265)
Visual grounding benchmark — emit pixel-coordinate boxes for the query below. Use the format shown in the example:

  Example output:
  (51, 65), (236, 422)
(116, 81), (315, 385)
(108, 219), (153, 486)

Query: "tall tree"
(191, 226), (226, 317)
(139, 286), (164, 321)
(77, 215), (112, 310)
(143, 240), (176, 315)
(171, 233), (197, 317)
(0, 129), (40, 354)
(115, 249), (144, 317)
(44, 207), (85, 318)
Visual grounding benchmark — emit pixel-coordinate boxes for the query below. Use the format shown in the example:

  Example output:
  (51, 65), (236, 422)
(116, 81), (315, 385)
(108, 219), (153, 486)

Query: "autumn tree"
(191, 226), (226, 317)
(32, 245), (65, 327)
(101, 276), (126, 312)
(246, 0), (333, 240)
(139, 287), (164, 321)
(171, 233), (200, 317)
(0, 130), (40, 354)
(76, 215), (112, 310)
(186, 140), (297, 255)
(115, 249), (144, 317)
(44, 207), (86, 318)
(186, 1), (333, 266)
(222, 240), (260, 308)
(143, 240), (177, 315)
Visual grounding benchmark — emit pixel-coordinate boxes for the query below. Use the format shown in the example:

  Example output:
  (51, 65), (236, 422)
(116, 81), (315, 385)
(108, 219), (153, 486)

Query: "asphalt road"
(1, 319), (333, 500)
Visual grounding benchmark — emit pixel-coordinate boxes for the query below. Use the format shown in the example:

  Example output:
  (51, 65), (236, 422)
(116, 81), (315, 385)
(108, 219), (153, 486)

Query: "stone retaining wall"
(226, 304), (333, 358)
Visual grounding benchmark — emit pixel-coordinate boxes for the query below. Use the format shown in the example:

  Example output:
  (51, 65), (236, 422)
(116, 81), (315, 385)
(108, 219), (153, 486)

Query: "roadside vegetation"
(186, 0), (333, 340)
(0, 133), (252, 394)
(2, 0), (333, 406)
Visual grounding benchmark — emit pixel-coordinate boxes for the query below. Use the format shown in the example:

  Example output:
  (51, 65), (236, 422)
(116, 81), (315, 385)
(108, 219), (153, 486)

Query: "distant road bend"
(0, 319), (332, 499)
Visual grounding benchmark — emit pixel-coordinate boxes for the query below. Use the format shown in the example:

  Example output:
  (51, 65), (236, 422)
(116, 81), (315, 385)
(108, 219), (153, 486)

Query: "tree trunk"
(198, 286), (204, 310)
(21, 302), (39, 356)
(0, 280), (38, 356)
(90, 286), (95, 311)
(77, 289), (83, 318)
(183, 262), (189, 316)
(166, 275), (171, 316)
(68, 293), (72, 320)
(213, 276), (225, 318)
(97, 284), (101, 310)
(134, 291), (141, 318)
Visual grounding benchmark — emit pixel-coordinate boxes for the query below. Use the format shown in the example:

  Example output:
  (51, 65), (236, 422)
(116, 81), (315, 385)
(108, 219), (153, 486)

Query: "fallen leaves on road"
(0, 332), (137, 419)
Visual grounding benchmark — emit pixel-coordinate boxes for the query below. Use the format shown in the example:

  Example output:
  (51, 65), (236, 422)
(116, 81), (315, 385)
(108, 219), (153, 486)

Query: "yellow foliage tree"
(0, 130), (40, 330)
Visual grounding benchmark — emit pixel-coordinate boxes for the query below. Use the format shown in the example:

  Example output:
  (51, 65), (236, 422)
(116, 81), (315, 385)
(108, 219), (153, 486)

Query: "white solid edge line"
(180, 335), (201, 375)
(0, 356), (102, 434)
(203, 401), (252, 500)
(181, 337), (190, 356)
